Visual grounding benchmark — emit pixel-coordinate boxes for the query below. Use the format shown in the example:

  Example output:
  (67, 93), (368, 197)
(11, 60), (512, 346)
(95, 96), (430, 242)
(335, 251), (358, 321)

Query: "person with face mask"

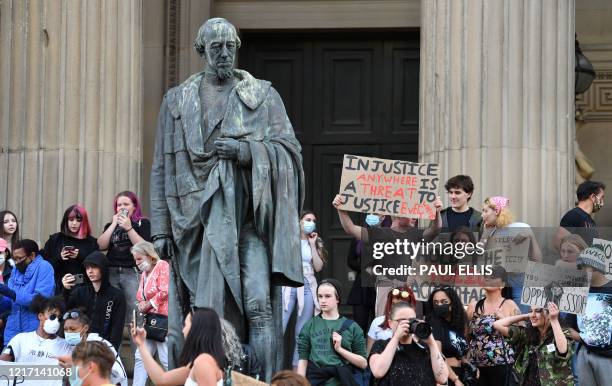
(68, 340), (117, 386)
(0, 295), (71, 386)
(282, 210), (328, 370)
(346, 214), (388, 333)
(556, 180), (605, 249)
(63, 251), (126, 351)
(333, 194), (444, 316)
(130, 241), (169, 386)
(54, 309), (128, 386)
(425, 287), (470, 386)
(0, 239), (55, 344)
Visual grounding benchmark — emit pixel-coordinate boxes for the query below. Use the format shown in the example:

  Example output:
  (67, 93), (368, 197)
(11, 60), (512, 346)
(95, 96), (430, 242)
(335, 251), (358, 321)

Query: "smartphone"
(63, 246), (75, 253)
(120, 208), (129, 217)
(73, 274), (84, 285)
(132, 309), (136, 327)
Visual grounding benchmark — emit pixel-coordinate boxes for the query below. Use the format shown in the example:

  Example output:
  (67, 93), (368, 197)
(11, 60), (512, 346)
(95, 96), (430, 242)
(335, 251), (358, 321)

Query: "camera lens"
(408, 319), (432, 340)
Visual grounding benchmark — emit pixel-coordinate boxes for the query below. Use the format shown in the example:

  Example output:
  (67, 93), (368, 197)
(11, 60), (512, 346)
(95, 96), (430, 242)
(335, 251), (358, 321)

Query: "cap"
(318, 278), (342, 300)
(0, 238), (8, 252)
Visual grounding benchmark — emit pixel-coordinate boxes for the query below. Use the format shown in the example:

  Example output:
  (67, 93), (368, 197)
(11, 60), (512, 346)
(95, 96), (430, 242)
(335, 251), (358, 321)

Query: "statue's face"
(204, 23), (238, 80)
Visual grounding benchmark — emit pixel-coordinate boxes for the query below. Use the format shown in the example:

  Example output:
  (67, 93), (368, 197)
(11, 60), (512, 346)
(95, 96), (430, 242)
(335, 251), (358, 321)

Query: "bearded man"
(149, 18), (305, 380)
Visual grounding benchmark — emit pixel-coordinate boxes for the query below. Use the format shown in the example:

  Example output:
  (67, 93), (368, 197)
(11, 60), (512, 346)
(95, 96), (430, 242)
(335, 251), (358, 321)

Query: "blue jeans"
(282, 281), (315, 366)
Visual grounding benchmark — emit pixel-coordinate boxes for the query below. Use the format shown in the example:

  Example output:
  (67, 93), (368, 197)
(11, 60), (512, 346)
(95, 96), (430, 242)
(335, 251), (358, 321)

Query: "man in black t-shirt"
(555, 181), (605, 248)
(439, 175), (482, 232)
(369, 302), (447, 386)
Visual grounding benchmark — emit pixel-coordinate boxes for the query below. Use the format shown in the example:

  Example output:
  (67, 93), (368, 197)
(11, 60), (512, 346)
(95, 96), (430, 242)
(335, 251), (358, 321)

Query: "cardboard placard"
(521, 261), (590, 315)
(338, 154), (439, 219)
(489, 233), (530, 273)
(591, 238), (612, 280)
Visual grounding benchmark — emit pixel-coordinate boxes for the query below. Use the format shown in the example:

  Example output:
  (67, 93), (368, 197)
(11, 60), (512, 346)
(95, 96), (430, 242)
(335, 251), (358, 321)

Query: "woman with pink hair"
(42, 205), (98, 299)
(98, 191), (151, 327)
(480, 196), (542, 313)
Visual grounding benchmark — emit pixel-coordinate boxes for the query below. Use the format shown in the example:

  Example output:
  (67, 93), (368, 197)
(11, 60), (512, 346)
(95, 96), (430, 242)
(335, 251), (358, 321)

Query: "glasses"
(63, 311), (81, 320)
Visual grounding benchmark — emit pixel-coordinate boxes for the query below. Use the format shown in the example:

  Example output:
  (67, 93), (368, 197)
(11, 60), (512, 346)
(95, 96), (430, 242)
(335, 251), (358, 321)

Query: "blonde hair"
(484, 198), (514, 228)
(561, 234), (588, 252)
(130, 241), (160, 264)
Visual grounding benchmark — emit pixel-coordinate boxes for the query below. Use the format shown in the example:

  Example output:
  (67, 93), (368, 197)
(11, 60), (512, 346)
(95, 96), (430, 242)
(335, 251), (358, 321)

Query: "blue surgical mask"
(302, 221), (316, 234)
(365, 214), (381, 227)
(69, 366), (90, 386)
(65, 332), (82, 346)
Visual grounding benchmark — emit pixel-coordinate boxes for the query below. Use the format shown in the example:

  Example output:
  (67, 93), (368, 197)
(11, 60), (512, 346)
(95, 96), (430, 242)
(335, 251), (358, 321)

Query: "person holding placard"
(493, 302), (574, 386)
(479, 196), (542, 313)
(565, 245), (612, 386)
(332, 194), (442, 316)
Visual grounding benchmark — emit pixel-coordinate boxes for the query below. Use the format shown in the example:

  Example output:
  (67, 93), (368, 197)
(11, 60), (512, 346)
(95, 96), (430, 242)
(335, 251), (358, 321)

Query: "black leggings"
(477, 365), (513, 386)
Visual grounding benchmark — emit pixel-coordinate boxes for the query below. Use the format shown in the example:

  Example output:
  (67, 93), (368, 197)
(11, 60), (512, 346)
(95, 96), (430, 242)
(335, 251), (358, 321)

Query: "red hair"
(113, 191), (145, 222)
(61, 205), (91, 239)
(379, 286), (416, 329)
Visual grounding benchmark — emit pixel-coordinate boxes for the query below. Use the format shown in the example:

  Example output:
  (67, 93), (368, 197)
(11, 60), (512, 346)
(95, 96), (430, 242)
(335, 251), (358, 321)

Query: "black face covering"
(16, 260), (30, 274)
(433, 304), (451, 318)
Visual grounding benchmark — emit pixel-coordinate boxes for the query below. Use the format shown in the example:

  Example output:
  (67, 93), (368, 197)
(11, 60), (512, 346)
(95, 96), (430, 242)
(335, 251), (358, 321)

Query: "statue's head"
(194, 18), (241, 80)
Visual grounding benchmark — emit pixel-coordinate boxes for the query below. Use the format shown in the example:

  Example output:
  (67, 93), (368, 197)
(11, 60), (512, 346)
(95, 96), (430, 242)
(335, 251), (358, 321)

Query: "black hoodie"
(66, 251), (126, 351)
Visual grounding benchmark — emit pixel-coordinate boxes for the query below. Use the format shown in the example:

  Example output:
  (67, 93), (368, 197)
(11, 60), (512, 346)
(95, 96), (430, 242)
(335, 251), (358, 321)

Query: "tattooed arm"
(425, 333), (448, 385)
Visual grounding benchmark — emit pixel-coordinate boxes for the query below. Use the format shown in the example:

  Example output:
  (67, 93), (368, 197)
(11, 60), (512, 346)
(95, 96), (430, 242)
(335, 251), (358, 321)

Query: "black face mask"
(433, 304), (451, 318)
(16, 260), (30, 274)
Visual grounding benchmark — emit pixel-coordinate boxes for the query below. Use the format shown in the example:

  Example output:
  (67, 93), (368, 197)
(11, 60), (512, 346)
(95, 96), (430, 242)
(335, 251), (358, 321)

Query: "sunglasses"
(63, 311), (81, 320)
(391, 289), (411, 299)
(531, 308), (547, 314)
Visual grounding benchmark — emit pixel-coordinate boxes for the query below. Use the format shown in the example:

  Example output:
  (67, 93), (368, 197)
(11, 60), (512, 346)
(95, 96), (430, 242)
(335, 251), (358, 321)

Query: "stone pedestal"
(0, 0), (143, 242)
(419, 0), (575, 226)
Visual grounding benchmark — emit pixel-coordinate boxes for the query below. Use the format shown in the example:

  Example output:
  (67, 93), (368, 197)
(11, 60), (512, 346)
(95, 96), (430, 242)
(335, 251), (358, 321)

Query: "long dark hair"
(60, 205), (92, 238)
(179, 308), (227, 370)
(0, 210), (20, 245)
(300, 209), (328, 263)
(426, 287), (467, 334)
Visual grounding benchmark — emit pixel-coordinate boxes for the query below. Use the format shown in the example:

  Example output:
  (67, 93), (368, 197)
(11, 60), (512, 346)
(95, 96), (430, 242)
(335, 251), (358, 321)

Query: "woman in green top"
(297, 278), (367, 386)
(493, 301), (574, 386)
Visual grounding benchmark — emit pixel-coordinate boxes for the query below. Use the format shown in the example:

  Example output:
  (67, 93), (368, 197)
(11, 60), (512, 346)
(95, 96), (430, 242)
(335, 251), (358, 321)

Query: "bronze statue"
(149, 18), (305, 380)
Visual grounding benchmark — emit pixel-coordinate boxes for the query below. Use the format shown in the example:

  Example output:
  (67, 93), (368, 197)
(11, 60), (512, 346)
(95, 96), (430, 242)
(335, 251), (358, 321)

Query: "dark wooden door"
(239, 31), (420, 305)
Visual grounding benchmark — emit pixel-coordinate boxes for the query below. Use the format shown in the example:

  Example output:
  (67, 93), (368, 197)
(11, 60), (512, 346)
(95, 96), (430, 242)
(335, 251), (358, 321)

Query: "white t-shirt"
(367, 315), (393, 341)
(301, 240), (312, 264)
(6, 331), (72, 386)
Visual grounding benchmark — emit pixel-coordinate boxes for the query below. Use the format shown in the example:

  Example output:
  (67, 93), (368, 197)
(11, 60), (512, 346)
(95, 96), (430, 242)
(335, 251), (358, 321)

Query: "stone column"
(0, 0), (143, 244)
(419, 0), (575, 227)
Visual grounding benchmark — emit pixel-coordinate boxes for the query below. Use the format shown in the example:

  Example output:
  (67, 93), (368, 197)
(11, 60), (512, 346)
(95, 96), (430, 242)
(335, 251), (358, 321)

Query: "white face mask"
(138, 260), (151, 272)
(43, 317), (60, 335)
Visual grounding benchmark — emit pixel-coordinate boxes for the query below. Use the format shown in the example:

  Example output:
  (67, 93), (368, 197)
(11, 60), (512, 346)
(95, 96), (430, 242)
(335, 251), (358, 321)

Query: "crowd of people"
(0, 176), (610, 386)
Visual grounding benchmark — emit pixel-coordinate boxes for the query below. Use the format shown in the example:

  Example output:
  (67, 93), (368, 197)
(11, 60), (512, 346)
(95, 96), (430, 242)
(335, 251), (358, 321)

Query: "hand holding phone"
(73, 274), (84, 285)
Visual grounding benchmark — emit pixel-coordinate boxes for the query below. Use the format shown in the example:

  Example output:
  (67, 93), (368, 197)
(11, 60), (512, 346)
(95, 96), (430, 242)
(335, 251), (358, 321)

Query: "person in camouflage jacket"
(492, 301), (574, 386)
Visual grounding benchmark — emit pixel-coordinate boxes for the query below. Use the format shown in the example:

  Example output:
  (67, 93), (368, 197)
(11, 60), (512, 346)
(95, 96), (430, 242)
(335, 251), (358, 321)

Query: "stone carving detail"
(576, 70), (612, 122)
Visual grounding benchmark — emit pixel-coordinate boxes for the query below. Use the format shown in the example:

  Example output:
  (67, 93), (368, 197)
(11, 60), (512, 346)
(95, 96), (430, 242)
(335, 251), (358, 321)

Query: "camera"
(73, 274), (85, 285)
(408, 318), (432, 340)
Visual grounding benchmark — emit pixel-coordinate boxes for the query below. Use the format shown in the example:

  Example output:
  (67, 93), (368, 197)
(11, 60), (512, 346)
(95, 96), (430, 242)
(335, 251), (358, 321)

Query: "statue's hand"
(153, 235), (174, 260)
(214, 138), (240, 159)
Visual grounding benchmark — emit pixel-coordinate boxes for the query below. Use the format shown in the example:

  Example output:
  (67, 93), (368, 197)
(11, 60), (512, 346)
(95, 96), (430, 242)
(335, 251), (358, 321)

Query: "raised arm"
(547, 302), (568, 355)
(332, 331), (367, 369)
(493, 313), (529, 337)
(332, 194), (364, 240)
(423, 196), (443, 241)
